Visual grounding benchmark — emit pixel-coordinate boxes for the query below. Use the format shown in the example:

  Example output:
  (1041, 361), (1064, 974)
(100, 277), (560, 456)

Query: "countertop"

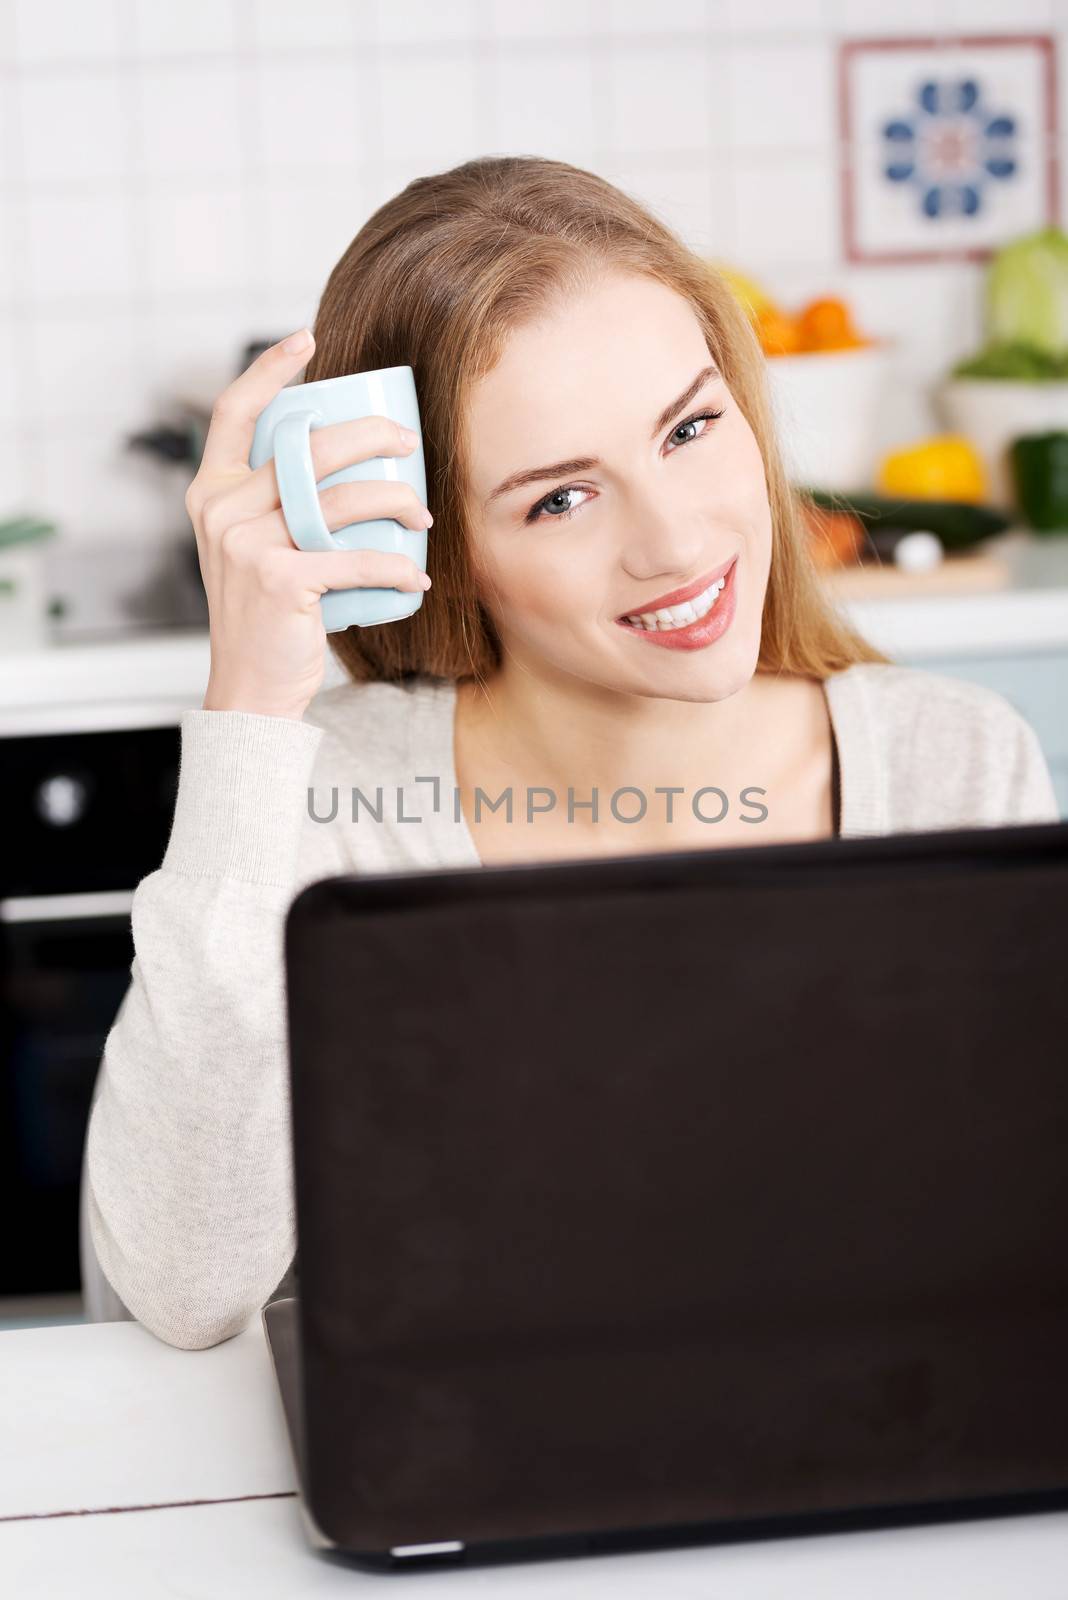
(820, 529), (1068, 659)
(2, 1317), (1067, 1596)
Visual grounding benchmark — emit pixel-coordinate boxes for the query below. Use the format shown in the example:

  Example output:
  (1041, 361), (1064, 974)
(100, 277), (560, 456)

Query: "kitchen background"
(2, 0), (1067, 1329)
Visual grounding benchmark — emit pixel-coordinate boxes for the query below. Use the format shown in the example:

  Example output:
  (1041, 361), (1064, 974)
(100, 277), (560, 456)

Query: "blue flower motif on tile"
(881, 78), (1017, 219)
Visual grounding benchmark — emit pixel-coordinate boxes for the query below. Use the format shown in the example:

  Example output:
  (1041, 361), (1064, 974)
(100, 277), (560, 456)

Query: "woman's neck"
(456, 663), (823, 838)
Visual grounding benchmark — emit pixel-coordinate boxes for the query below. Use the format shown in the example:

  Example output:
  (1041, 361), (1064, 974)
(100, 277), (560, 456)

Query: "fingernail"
(399, 426), (420, 447)
(420, 509), (434, 528)
(282, 328), (313, 354)
(421, 574), (432, 589)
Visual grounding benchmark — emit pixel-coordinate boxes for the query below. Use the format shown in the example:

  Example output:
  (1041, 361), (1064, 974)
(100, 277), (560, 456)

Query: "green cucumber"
(801, 489), (1010, 550)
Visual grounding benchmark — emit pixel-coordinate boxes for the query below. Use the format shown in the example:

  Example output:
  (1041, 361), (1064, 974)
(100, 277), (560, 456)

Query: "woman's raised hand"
(186, 329), (433, 721)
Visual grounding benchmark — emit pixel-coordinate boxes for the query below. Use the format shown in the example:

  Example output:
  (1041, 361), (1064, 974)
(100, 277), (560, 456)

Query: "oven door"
(0, 892), (134, 1296)
(0, 720), (180, 1301)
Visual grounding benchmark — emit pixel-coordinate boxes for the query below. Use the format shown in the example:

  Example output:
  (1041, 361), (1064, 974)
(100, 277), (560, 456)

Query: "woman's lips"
(615, 556), (739, 652)
(617, 553), (738, 617)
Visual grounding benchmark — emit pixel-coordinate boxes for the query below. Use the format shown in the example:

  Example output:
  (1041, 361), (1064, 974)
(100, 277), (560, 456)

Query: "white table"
(2, 1320), (1068, 1597)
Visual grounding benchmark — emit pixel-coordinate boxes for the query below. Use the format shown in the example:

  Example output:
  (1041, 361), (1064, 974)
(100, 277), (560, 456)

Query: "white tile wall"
(0, 314), (19, 423)
(376, 0), (480, 46)
(248, 177), (371, 296)
(250, 0), (363, 53)
(732, 155), (841, 269)
(23, 191), (139, 302)
(0, 0), (1065, 545)
(610, 0), (715, 35)
(714, 0), (828, 33)
(18, 426), (173, 546)
(251, 61), (366, 172)
(144, 181), (252, 298)
(728, 43), (836, 153)
(18, 70), (129, 185)
(11, 0), (123, 63)
(486, 0), (595, 39)
(607, 45), (718, 158)
(377, 50), (482, 167)
(141, 304), (257, 406)
(489, 47), (598, 168)
(132, 63), (246, 180)
(129, 0), (240, 58)
(24, 311), (140, 425)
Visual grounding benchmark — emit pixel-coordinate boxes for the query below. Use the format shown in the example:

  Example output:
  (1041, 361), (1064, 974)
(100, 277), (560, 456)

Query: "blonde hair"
(304, 155), (889, 685)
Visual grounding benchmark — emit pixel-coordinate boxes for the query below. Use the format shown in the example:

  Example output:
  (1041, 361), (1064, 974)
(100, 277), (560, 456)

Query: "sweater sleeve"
(876, 667), (1062, 834)
(84, 707), (334, 1351)
(996, 704), (1061, 826)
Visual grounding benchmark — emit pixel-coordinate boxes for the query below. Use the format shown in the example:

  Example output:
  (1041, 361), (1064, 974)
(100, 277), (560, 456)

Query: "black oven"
(0, 724), (180, 1298)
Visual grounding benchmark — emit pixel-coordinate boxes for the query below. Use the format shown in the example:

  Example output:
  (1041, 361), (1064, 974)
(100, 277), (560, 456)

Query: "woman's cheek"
(500, 550), (579, 625)
(713, 407), (763, 491)
(476, 563), (547, 639)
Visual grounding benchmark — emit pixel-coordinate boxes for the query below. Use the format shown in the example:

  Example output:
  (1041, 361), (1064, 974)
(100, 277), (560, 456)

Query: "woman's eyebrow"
(482, 361), (721, 508)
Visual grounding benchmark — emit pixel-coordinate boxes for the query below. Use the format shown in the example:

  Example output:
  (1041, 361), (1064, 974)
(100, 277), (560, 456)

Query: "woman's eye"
(526, 486), (590, 524)
(524, 406), (725, 525)
(666, 408), (726, 452)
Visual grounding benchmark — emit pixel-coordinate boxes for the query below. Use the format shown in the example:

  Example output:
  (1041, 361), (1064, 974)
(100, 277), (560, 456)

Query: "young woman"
(83, 157), (1058, 1349)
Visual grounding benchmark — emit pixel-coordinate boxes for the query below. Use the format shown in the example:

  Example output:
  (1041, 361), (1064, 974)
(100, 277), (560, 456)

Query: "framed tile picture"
(838, 34), (1060, 264)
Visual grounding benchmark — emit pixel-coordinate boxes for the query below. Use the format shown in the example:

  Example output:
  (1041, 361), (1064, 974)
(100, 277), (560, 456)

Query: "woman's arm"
(84, 707), (336, 1350)
(87, 329), (432, 1350)
(997, 704), (1061, 825)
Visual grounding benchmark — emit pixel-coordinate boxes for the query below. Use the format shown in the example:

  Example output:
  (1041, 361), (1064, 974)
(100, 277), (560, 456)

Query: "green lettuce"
(950, 340), (1068, 381)
(986, 226), (1068, 356)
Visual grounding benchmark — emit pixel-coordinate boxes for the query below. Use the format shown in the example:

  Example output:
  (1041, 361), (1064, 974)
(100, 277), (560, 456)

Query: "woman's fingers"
(304, 416), (420, 485)
(311, 476), (433, 534)
(188, 329), (434, 723)
(283, 546), (432, 596)
(206, 415), (423, 527)
(197, 475), (433, 553)
(196, 330), (316, 481)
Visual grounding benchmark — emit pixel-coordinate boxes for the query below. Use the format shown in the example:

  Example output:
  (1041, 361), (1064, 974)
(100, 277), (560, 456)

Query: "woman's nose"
(616, 485), (708, 583)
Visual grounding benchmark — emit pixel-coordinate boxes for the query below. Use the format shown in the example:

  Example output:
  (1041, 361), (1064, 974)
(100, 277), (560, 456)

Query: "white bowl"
(764, 343), (895, 492)
(938, 378), (1068, 512)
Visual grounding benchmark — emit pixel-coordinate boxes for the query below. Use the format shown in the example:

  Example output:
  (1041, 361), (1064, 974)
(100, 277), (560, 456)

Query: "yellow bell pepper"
(876, 435), (987, 503)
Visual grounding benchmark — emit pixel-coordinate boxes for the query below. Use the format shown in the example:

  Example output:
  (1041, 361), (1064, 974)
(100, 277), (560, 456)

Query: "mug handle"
(272, 409), (338, 553)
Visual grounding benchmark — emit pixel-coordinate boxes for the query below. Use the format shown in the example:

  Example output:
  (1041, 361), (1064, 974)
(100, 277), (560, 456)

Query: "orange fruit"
(798, 501), (864, 568)
(797, 297), (860, 351)
(755, 307), (803, 356)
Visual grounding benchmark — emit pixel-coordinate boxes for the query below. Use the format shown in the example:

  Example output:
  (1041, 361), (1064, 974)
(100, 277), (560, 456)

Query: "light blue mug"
(248, 364), (427, 633)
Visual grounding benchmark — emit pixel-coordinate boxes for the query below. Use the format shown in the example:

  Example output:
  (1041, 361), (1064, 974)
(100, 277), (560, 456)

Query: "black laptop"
(263, 819), (1068, 1569)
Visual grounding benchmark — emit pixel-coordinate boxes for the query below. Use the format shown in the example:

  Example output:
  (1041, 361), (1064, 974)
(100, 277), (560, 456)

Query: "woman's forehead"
(462, 287), (713, 490)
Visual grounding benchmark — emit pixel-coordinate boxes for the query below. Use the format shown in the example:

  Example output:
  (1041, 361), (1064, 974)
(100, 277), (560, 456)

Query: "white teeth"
(623, 574), (727, 631)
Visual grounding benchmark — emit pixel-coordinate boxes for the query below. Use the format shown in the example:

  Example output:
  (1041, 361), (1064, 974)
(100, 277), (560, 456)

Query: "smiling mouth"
(617, 557), (738, 631)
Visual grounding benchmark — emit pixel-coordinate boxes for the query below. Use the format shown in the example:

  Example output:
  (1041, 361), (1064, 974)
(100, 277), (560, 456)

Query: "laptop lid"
(281, 820), (1068, 1559)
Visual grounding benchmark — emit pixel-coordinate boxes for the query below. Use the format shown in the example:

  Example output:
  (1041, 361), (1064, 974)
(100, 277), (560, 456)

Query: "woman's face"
(461, 269), (773, 703)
